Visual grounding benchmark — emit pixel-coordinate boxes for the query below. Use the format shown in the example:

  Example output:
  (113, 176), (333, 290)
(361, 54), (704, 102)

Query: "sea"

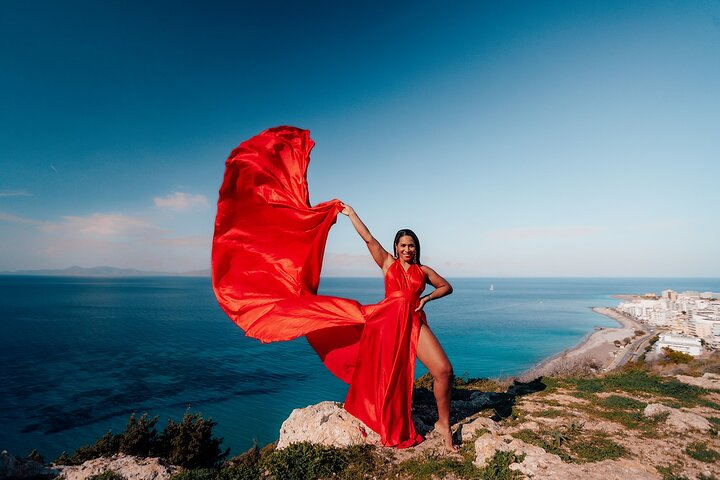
(1, 276), (718, 460)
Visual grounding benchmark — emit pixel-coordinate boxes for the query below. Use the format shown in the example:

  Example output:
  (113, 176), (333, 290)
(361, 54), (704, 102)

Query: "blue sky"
(1, 0), (718, 276)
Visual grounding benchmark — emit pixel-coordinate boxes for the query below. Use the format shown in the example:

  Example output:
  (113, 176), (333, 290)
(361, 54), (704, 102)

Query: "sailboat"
(489, 284), (494, 291)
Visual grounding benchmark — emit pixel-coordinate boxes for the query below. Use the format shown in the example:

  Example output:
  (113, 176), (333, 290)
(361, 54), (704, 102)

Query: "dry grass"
(519, 354), (602, 382)
(645, 351), (720, 377)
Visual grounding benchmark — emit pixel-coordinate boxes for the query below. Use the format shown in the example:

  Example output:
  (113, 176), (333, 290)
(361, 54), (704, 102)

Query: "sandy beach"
(524, 306), (649, 378)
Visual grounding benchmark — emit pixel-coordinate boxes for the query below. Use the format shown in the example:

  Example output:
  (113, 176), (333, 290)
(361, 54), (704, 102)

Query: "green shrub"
(54, 451), (73, 465)
(170, 469), (218, 480)
(567, 369), (708, 407)
(87, 472), (126, 480)
(218, 465), (256, 480)
(601, 395), (647, 410)
(595, 394), (650, 429)
(219, 444), (264, 480)
(570, 434), (626, 462)
(156, 412), (229, 469)
(70, 431), (122, 464)
(396, 452), (479, 480)
(120, 413), (159, 457)
(656, 464), (689, 480)
(332, 444), (388, 480)
(513, 423), (625, 464)
(685, 442), (720, 463)
(502, 407), (526, 427)
(53, 411), (227, 468)
(26, 449), (44, 463)
(261, 443), (382, 480)
(533, 409), (564, 418)
(513, 429), (570, 461)
(661, 347), (694, 365)
(481, 450), (524, 480)
(263, 442), (349, 480)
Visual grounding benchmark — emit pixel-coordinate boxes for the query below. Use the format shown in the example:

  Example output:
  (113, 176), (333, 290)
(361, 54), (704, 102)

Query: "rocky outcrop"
(0, 450), (59, 479)
(458, 416), (500, 442)
(277, 401), (381, 449)
(56, 454), (180, 480)
(643, 403), (712, 432)
(676, 372), (720, 391)
(8, 368), (717, 480)
(276, 399), (509, 451)
(473, 433), (660, 479)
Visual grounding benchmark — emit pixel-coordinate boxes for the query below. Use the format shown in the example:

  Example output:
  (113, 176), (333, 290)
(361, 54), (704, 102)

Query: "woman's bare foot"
(434, 421), (459, 452)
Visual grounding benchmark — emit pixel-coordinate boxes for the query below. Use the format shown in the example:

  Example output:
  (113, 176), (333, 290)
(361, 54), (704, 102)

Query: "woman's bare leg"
(416, 323), (457, 450)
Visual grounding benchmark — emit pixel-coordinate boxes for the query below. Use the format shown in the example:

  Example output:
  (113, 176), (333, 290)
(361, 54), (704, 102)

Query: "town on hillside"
(616, 289), (720, 356)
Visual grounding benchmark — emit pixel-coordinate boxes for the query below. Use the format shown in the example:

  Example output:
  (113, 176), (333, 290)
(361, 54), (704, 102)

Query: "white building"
(649, 309), (676, 326)
(617, 289), (719, 349)
(712, 324), (720, 349)
(655, 333), (702, 357)
(689, 311), (720, 343)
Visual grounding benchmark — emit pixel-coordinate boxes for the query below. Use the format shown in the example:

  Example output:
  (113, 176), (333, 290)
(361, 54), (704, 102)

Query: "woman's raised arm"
(340, 203), (393, 270)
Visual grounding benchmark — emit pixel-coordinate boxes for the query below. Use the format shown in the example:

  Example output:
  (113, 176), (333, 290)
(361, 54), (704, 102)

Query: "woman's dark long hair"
(393, 229), (421, 265)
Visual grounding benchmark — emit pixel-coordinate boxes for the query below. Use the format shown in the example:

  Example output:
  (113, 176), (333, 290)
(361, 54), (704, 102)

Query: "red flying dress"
(212, 126), (424, 448)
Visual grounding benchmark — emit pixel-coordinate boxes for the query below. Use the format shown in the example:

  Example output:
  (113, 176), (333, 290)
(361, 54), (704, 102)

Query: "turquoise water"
(0, 276), (717, 459)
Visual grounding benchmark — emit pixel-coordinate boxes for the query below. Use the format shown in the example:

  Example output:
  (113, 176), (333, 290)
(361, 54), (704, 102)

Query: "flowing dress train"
(212, 126), (424, 447)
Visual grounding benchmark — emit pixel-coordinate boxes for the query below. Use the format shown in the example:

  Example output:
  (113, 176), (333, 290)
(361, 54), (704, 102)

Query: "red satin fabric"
(212, 126), (424, 448)
(344, 260), (427, 448)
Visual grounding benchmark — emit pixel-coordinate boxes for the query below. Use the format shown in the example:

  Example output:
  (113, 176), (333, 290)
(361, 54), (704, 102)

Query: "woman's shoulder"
(418, 264), (435, 279)
(419, 264), (434, 275)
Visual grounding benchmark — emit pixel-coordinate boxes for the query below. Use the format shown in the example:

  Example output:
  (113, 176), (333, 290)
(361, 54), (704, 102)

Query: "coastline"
(523, 305), (646, 379)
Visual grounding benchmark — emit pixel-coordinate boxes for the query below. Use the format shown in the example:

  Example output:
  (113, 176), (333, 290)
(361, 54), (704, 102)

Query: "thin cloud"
(484, 226), (604, 240)
(154, 192), (209, 212)
(41, 213), (163, 238)
(0, 209), (210, 272)
(0, 212), (44, 225)
(0, 190), (31, 197)
(155, 235), (210, 248)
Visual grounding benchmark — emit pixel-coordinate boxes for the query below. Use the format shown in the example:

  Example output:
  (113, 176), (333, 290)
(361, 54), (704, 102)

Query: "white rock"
(56, 454), (180, 480)
(473, 433), (510, 467)
(643, 403), (711, 432)
(459, 416), (499, 442)
(277, 401), (381, 450)
(644, 403), (673, 417)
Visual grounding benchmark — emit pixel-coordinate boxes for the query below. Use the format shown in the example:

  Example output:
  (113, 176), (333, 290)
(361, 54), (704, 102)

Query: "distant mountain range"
(0, 266), (211, 277)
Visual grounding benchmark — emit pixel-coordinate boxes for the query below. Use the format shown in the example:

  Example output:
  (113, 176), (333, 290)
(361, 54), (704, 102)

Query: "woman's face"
(395, 235), (416, 263)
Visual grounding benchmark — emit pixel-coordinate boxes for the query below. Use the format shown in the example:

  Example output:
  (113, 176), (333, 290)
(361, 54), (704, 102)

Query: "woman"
(212, 126), (456, 450)
(339, 203), (456, 451)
